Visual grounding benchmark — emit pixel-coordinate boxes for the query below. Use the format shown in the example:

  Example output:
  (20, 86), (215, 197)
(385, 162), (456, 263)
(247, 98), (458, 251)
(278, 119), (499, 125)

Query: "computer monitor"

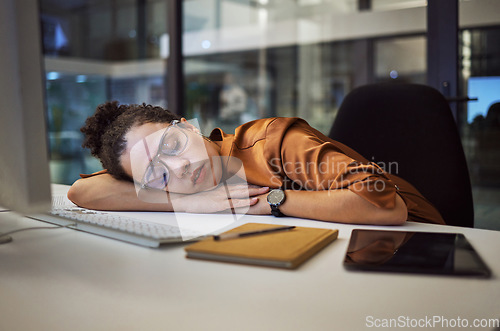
(0, 0), (52, 216)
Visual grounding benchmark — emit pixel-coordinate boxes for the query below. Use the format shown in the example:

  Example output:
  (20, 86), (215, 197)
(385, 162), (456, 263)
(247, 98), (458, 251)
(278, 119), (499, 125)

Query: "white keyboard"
(46, 207), (207, 247)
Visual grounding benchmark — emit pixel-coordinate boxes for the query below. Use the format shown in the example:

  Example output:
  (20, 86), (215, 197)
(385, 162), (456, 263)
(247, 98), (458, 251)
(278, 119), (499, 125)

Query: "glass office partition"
(45, 73), (106, 184)
(40, 0), (169, 184)
(459, 25), (500, 230)
(370, 0), (426, 11)
(374, 36), (426, 84)
(41, 0), (167, 60)
(183, 0), (428, 134)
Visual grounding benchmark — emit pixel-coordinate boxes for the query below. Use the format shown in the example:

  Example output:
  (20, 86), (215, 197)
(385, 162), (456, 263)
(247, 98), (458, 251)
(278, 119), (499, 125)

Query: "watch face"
(267, 189), (285, 205)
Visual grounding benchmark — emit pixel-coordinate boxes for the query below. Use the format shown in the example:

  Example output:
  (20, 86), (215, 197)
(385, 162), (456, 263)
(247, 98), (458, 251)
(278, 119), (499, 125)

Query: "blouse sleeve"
(279, 120), (398, 209)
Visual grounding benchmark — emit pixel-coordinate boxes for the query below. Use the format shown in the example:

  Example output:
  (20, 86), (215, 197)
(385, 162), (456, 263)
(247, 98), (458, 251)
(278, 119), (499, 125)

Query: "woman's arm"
(252, 119), (408, 225)
(68, 174), (405, 224)
(68, 174), (172, 211)
(248, 189), (408, 225)
(67, 174), (268, 213)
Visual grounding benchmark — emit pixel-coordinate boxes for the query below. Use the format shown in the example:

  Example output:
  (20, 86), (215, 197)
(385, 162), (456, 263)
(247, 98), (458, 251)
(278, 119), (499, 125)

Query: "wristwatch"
(267, 188), (286, 217)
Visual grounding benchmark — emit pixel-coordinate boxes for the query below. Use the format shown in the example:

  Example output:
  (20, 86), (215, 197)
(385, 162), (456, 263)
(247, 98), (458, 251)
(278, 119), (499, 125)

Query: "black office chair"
(329, 83), (474, 227)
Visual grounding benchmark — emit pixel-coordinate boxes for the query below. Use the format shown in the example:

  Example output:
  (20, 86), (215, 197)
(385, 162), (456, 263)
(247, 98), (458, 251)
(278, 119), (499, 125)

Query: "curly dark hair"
(81, 101), (181, 181)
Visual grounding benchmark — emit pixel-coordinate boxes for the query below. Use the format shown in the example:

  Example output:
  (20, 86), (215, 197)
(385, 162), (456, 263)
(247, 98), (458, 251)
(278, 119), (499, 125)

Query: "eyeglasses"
(140, 120), (189, 190)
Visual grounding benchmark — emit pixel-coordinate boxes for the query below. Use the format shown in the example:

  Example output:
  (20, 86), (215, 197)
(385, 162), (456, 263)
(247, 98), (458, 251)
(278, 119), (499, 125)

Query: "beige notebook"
(185, 223), (338, 269)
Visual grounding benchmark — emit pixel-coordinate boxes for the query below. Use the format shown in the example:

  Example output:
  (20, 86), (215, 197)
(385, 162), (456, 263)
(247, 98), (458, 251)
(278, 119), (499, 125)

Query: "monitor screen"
(0, 0), (52, 215)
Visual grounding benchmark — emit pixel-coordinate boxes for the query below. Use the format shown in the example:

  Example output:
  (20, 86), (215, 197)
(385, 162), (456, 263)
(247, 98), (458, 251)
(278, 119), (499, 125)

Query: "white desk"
(1, 185), (499, 331)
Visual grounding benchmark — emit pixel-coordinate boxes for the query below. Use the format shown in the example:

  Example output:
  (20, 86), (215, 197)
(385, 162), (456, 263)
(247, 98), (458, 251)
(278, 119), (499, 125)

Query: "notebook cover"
(184, 223), (338, 269)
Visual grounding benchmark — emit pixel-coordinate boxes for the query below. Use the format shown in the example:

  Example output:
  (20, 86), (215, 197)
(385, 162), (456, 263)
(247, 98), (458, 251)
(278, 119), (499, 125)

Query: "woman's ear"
(179, 118), (201, 134)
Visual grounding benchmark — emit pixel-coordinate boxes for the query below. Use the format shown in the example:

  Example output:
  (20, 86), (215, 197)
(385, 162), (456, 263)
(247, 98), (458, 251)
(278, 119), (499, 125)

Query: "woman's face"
(120, 119), (223, 194)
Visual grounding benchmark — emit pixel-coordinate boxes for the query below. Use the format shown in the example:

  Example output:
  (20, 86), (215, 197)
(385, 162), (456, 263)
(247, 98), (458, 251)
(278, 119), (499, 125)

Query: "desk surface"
(1, 185), (499, 331)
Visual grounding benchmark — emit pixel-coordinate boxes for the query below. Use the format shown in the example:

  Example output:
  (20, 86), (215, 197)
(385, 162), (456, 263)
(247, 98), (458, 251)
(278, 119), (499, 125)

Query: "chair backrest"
(329, 83), (474, 227)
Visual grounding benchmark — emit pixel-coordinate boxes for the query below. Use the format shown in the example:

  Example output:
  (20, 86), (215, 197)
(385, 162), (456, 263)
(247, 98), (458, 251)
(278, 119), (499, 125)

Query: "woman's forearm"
(67, 174), (267, 213)
(278, 189), (407, 225)
(67, 175), (175, 211)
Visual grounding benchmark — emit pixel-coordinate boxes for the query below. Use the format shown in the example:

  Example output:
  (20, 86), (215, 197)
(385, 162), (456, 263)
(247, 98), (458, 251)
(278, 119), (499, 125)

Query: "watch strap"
(270, 205), (285, 217)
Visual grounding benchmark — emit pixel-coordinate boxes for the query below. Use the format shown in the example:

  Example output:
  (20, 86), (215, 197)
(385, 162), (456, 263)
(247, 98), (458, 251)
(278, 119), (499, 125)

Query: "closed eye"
(160, 128), (188, 156)
(161, 136), (181, 155)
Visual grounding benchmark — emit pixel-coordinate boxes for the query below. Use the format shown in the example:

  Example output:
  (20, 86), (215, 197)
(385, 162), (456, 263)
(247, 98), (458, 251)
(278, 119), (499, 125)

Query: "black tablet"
(343, 229), (491, 278)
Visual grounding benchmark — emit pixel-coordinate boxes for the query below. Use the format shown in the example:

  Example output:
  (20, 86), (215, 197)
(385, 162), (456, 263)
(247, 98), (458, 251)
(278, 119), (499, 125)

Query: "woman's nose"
(164, 156), (190, 179)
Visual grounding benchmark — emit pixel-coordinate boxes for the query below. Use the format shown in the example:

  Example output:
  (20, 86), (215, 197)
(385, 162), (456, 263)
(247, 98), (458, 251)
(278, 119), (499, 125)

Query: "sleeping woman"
(67, 101), (445, 225)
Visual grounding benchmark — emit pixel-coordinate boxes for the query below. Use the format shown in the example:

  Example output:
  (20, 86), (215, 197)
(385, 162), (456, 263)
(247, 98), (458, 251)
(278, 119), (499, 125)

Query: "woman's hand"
(174, 184), (269, 214)
(243, 193), (272, 215)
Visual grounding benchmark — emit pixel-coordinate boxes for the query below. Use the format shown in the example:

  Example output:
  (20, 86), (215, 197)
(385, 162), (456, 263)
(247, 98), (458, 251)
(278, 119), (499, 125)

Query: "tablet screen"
(344, 230), (491, 277)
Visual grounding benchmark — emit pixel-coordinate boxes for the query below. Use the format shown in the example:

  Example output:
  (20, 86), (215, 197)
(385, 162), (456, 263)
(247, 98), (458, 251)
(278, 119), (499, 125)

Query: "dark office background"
(39, 0), (500, 230)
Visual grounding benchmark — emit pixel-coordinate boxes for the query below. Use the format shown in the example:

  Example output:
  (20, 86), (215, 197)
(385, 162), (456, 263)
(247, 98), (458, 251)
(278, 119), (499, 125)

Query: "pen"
(213, 225), (296, 241)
